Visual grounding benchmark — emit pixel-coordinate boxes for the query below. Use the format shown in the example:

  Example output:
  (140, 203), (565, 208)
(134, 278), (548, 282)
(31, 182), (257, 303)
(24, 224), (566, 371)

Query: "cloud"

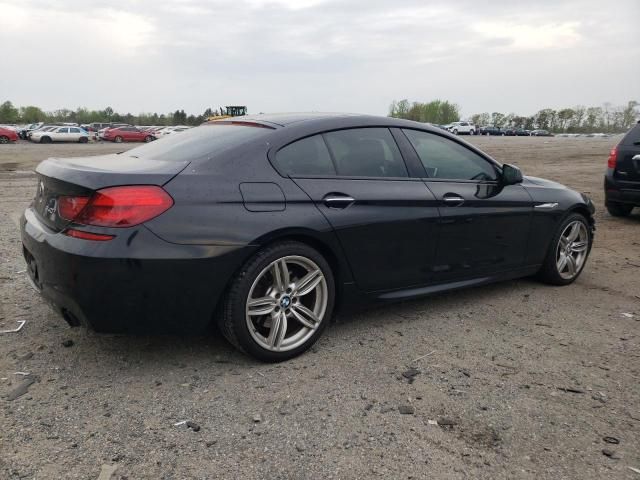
(473, 21), (582, 51)
(0, 0), (638, 117)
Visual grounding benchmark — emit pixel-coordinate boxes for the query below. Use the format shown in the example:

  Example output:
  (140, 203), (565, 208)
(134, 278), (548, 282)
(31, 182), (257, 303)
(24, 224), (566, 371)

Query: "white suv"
(447, 121), (476, 135)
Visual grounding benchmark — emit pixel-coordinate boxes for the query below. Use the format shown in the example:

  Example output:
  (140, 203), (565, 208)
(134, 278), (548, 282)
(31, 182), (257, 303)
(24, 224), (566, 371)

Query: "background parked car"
(18, 122), (44, 139)
(154, 125), (191, 137)
(504, 128), (530, 136)
(0, 126), (19, 143)
(604, 120), (640, 217)
(103, 126), (156, 143)
(479, 126), (505, 136)
(97, 123), (131, 139)
(446, 121), (476, 135)
(531, 130), (554, 137)
(30, 126), (90, 143)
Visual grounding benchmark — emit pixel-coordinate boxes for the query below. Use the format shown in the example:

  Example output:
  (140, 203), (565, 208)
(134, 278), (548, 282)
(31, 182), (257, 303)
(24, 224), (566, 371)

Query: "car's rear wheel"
(0, 136), (8, 144)
(606, 202), (633, 217)
(220, 241), (335, 362)
(452, 129), (458, 135)
(537, 213), (592, 285)
(114, 136), (123, 143)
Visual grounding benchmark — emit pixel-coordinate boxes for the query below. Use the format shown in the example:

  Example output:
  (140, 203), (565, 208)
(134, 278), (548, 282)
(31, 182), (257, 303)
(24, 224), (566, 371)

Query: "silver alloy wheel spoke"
(566, 255), (576, 276)
(557, 253), (568, 272)
(246, 255), (328, 353)
(293, 269), (323, 296)
(567, 223), (580, 242)
(290, 304), (320, 329)
(247, 296), (277, 316)
(272, 260), (289, 291)
(571, 241), (588, 252)
(267, 311), (288, 349)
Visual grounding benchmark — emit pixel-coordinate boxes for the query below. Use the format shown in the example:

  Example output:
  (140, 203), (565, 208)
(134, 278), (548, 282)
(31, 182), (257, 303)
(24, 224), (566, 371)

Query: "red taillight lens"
(75, 185), (174, 227)
(58, 195), (90, 221)
(607, 147), (618, 169)
(63, 229), (114, 241)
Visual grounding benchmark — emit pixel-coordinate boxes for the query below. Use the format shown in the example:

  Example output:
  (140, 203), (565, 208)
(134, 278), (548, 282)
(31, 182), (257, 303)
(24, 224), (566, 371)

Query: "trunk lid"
(33, 154), (189, 231)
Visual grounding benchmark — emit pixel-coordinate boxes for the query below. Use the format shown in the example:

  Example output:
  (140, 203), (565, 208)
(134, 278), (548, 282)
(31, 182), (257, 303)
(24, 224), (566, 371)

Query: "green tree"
(0, 101), (20, 123)
(20, 106), (46, 123)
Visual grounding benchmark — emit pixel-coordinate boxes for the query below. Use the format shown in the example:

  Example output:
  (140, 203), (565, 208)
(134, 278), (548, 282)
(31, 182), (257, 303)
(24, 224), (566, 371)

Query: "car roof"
(205, 112), (445, 132)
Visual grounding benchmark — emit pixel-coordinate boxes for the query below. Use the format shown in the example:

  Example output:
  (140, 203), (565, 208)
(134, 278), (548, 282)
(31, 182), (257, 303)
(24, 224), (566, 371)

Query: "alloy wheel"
(245, 255), (328, 352)
(555, 220), (589, 280)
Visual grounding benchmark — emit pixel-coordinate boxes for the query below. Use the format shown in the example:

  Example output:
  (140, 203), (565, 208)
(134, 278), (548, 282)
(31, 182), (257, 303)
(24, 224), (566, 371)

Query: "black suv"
(605, 120), (640, 216)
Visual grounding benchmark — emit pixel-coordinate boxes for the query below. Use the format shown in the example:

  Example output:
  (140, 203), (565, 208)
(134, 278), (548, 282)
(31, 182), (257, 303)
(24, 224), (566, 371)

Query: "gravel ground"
(1, 137), (639, 479)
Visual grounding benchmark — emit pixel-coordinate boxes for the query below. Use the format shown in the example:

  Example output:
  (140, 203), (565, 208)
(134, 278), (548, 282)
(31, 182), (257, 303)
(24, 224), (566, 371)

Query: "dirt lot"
(1, 137), (639, 479)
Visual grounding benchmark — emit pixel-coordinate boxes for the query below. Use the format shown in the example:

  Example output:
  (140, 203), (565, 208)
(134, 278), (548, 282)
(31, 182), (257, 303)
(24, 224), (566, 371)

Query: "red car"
(0, 126), (19, 144)
(103, 127), (155, 143)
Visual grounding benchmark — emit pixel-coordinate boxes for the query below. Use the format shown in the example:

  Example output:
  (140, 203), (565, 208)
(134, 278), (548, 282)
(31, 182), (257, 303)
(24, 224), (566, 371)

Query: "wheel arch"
(566, 203), (595, 230)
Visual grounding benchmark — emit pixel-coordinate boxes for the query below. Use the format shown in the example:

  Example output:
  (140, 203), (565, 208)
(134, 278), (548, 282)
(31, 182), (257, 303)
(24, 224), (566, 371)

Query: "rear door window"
(274, 135), (336, 176)
(323, 128), (408, 178)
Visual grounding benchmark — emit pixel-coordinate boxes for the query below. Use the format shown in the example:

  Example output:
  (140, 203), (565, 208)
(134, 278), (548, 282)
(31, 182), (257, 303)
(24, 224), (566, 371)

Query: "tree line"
(0, 101), (232, 126)
(389, 99), (639, 133)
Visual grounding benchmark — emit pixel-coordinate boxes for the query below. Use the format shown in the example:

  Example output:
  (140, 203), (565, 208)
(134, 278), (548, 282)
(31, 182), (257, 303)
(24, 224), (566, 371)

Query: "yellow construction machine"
(207, 106), (247, 121)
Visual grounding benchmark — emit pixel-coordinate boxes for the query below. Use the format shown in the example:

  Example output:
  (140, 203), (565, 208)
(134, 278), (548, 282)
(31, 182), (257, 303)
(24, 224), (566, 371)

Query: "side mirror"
(502, 164), (523, 185)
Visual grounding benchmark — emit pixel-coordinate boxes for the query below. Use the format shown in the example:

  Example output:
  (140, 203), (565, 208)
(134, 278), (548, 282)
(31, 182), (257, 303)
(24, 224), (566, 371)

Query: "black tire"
(220, 241), (335, 362)
(145, 135), (153, 142)
(114, 136), (123, 143)
(606, 202), (633, 217)
(40, 136), (52, 144)
(0, 136), (8, 144)
(536, 212), (592, 286)
(79, 137), (88, 144)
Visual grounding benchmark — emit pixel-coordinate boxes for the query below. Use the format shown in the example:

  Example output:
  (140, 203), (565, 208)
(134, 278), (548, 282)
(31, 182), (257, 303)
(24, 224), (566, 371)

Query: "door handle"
(323, 194), (355, 209)
(442, 194), (465, 206)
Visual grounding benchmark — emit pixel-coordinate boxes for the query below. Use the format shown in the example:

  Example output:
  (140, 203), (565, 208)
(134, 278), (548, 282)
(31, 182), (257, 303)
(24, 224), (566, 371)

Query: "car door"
(272, 128), (440, 292)
(402, 128), (534, 281)
(68, 127), (81, 141)
(54, 127), (69, 142)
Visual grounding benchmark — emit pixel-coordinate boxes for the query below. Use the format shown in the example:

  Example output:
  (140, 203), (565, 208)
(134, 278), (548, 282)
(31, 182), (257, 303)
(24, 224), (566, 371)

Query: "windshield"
(124, 124), (274, 162)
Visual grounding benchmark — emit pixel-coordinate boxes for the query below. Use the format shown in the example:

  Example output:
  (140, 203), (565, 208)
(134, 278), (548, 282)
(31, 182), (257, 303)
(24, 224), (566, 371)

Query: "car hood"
(522, 175), (567, 190)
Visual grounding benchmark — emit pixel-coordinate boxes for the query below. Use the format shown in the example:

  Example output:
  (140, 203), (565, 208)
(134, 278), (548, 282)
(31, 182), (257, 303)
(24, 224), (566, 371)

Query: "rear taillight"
(59, 185), (174, 228)
(607, 147), (618, 169)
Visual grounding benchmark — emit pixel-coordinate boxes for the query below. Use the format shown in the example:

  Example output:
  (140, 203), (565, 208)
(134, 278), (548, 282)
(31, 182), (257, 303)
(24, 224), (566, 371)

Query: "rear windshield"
(123, 124), (273, 161)
(622, 124), (640, 146)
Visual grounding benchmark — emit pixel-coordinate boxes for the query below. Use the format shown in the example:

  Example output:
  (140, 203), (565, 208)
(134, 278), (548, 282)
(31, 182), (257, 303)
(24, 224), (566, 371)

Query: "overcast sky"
(1, 0), (638, 118)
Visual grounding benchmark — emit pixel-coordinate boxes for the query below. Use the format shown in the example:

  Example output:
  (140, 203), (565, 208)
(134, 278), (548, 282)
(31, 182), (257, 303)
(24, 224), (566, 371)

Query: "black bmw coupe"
(21, 113), (595, 361)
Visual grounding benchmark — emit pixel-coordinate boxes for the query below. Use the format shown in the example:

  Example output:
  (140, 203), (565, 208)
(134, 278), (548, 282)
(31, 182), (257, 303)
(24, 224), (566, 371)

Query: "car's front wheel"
(606, 202), (633, 217)
(220, 241), (335, 361)
(0, 136), (8, 144)
(114, 136), (123, 143)
(537, 213), (592, 285)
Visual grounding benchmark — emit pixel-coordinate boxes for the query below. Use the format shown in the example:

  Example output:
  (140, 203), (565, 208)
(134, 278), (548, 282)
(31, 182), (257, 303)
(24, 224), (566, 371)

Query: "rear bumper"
(604, 172), (640, 206)
(20, 207), (254, 334)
